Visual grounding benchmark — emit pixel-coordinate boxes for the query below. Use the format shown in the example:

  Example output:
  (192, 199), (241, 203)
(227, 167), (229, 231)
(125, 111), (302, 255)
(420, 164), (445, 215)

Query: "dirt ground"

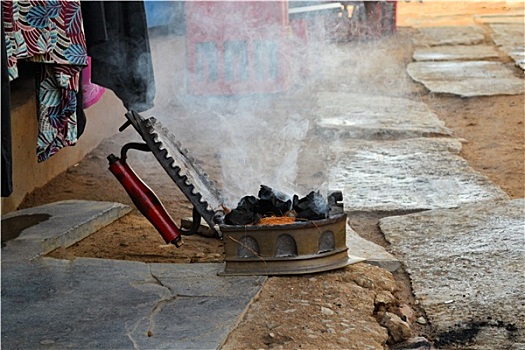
(18, 2), (524, 349)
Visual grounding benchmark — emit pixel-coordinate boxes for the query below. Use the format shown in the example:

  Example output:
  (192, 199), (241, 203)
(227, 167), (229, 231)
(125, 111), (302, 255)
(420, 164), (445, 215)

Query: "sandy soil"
(19, 2), (524, 349)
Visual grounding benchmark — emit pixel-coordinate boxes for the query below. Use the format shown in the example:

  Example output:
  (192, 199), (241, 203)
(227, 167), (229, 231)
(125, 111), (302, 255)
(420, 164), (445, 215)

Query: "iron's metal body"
(117, 111), (352, 275)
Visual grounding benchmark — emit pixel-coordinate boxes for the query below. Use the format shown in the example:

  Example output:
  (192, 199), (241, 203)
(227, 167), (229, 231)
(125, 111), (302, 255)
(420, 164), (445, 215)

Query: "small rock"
(266, 322), (278, 330)
(376, 291), (396, 306)
(40, 340), (55, 345)
(269, 332), (275, 338)
(380, 312), (412, 343)
(338, 337), (350, 344)
(353, 275), (375, 289)
(397, 304), (416, 324)
(391, 336), (433, 350)
(416, 316), (427, 325)
(321, 306), (335, 316)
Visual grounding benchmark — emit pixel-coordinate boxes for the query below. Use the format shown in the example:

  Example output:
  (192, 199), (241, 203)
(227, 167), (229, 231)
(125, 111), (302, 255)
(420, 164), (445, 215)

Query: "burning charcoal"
(257, 185), (292, 217)
(293, 191), (330, 220)
(224, 196), (260, 225)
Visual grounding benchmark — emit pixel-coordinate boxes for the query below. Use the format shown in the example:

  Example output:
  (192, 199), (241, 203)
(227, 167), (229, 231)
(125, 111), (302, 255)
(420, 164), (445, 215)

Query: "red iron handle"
(107, 154), (183, 247)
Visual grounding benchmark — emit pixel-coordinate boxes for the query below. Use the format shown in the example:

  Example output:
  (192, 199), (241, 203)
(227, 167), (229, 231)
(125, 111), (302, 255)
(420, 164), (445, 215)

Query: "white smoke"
(144, 1), (411, 208)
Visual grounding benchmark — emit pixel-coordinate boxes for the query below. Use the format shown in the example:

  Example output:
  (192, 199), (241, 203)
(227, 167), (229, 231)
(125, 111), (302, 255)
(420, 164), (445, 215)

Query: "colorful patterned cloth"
(2, 0), (87, 162)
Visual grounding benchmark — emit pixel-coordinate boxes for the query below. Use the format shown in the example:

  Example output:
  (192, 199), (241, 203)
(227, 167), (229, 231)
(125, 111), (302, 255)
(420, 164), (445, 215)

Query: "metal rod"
(120, 142), (151, 161)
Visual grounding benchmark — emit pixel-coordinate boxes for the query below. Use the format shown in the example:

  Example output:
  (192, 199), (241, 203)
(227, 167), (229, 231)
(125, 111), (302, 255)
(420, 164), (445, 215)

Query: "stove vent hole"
(318, 231), (335, 254)
(275, 234), (298, 257)
(237, 235), (259, 258)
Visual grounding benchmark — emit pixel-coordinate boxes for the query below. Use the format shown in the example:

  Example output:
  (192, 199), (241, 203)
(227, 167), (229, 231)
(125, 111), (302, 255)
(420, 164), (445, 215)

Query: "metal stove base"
(218, 213), (354, 276)
(218, 249), (353, 276)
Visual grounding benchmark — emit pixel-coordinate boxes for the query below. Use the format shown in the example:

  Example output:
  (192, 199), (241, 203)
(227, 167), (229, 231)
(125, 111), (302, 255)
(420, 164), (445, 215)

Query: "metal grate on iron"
(124, 111), (224, 234)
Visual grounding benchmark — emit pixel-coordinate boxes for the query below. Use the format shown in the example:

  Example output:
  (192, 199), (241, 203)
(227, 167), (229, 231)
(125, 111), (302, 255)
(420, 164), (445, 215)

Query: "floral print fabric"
(3, 0), (87, 161)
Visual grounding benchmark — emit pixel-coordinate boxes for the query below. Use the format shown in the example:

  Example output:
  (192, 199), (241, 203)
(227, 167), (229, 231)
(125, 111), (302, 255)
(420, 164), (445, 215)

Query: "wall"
(1, 87), (126, 215)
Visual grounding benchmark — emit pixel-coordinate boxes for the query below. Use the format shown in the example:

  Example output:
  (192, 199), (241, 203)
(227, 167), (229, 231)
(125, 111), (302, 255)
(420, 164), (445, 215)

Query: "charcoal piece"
(257, 185), (292, 216)
(293, 191), (330, 220)
(224, 196), (260, 225)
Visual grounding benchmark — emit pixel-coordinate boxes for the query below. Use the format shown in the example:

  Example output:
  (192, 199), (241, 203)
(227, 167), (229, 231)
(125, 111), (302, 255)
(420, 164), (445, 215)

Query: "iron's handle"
(107, 154), (183, 247)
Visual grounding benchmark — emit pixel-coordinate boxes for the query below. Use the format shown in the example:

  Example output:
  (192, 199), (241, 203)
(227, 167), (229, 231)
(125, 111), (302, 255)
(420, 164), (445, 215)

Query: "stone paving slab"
(379, 199), (525, 349)
(412, 45), (499, 62)
(407, 61), (524, 97)
(346, 223), (400, 272)
(1, 258), (265, 350)
(412, 26), (486, 47)
(328, 138), (508, 212)
(315, 92), (451, 139)
(488, 23), (525, 71)
(1, 201), (267, 350)
(1, 200), (131, 262)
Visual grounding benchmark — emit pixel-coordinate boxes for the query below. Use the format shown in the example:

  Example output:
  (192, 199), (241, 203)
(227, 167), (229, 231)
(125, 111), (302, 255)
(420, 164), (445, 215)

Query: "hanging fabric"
(1, 7), (13, 197)
(81, 1), (155, 113)
(81, 57), (105, 109)
(2, 0), (87, 162)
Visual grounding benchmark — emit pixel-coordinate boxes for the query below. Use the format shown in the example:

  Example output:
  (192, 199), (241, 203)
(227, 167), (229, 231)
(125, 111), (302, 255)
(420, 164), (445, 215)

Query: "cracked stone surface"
(379, 199), (525, 349)
(407, 61), (524, 97)
(1, 201), (266, 350)
(412, 26), (486, 47)
(488, 23), (525, 71)
(1, 258), (265, 350)
(328, 138), (508, 212)
(412, 45), (499, 62)
(315, 92), (452, 139)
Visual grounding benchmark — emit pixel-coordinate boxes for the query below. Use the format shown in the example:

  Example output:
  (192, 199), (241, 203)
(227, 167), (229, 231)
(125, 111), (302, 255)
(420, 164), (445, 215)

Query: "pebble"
(397, 304), (415, 324)
(321, 306), (335, 316)
(391, 336), (433, 350)
(416, 316), (427, 325)
(380, 312), (412, 343)
(375, 290), (396, 307)
(266, 322), (278, 330)
(338, 336), (350, 344)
